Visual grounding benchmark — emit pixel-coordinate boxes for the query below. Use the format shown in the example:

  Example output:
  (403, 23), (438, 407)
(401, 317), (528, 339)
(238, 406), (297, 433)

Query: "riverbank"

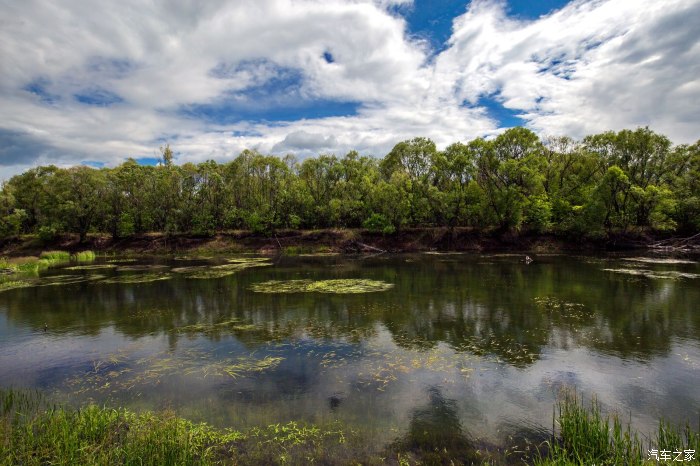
(0, 228), (684, 258)
(1, 389), (697, 465)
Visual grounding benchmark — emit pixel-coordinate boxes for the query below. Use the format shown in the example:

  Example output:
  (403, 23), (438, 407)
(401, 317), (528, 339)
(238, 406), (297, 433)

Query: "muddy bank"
(0, 228), (672, 257)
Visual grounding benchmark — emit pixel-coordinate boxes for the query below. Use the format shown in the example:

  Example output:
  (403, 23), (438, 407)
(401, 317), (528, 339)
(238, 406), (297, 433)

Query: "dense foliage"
(1, 127), (698, 241)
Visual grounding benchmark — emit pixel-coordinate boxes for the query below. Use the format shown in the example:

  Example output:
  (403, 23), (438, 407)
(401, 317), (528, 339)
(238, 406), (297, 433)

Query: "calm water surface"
(1, 253), (699, 449)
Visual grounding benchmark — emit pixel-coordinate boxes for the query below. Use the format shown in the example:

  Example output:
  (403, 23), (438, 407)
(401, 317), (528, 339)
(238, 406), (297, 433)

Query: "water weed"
(250, 279), (394, 294)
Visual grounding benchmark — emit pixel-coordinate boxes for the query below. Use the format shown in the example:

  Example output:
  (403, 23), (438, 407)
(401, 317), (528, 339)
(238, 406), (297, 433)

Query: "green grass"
(0, 389), (372, 466)
(71, 250), (96, 262)
(2, 388), (698, 465)
(536, 391), (700, 465)
(0, 250), (71, 275)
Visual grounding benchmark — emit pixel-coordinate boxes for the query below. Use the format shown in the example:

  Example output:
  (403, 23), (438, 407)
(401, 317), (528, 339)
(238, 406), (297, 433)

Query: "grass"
(2, 388), (698, 465)
(0, 250), (71, 275)
(536, 391), (700, 465)
(0, 389), (370, 466)
(71, 250), (96, 262)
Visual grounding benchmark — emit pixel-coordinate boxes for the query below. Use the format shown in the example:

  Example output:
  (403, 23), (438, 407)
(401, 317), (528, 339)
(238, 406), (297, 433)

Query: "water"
(1, 253), (699, 451)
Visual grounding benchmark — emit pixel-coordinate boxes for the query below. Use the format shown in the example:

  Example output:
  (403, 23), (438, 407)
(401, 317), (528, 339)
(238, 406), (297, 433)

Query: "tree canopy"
(1, 127), (697, 241)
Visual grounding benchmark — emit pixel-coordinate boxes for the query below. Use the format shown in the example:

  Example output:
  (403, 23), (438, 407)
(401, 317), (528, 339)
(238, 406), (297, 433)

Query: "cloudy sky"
(1, 0), (698, 179)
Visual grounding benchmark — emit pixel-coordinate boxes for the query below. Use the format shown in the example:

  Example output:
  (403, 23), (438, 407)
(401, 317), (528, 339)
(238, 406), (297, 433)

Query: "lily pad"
(250, 279), (394, 294)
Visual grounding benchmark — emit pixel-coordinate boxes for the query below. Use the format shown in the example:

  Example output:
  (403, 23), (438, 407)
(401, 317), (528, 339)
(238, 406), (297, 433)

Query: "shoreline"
(0, 228), (688, 258)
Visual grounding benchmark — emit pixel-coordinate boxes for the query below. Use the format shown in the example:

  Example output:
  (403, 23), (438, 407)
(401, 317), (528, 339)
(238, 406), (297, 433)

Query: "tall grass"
(537, 391), (700, 465)
(0, 389), (367, 466)
(71, 250), (96, 262)
(0, 251), (71, 275)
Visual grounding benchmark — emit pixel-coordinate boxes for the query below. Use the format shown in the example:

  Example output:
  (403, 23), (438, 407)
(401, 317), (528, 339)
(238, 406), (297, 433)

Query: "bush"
(37, 225), (59, 244)
(363, 213), (395, 235)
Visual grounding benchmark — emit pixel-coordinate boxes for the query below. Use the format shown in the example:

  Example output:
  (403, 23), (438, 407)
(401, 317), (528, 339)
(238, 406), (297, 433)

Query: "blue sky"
(0, 0), (698, 177)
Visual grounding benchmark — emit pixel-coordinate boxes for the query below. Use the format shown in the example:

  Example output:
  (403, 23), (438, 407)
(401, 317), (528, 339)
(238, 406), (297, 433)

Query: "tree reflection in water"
(391, 386), (479, 464)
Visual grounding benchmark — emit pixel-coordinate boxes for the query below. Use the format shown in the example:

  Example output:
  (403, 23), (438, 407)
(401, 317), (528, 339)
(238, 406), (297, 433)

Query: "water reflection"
(388, 386), (479, 464)
(0, 253), (698, 447)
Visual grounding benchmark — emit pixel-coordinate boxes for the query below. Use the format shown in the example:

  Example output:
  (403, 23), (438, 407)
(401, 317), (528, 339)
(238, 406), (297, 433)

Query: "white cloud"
(0, 0), (698, 179)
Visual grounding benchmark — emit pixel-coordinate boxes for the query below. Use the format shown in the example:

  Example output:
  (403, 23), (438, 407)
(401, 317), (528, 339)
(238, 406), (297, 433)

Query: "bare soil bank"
(0, 228), (670, 257)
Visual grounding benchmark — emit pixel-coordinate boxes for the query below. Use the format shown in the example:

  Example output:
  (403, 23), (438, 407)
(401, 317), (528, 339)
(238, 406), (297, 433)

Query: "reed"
(71, 250), (96, 262)
(536, 391), (700, 465)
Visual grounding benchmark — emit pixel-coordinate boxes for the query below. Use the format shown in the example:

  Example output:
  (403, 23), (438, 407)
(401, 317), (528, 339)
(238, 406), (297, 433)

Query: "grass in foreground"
(2, 388), (698, 465)
(0, 389), (375, 466)
(536, 391), (700, 465)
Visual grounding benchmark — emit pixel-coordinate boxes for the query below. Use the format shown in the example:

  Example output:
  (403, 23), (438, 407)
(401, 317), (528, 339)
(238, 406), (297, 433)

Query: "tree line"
(0, 127), (698, 242)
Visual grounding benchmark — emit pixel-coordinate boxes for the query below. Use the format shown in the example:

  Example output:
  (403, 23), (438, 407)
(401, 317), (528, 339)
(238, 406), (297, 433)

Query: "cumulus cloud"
(0, 0), (698, 179)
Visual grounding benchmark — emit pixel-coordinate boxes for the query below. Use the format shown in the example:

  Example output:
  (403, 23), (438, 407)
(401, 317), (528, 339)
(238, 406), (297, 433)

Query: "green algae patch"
(64, 264), (117, 271)
(0, 279), (35, 293)
(116, 264), (170, 272)
(603, 268), (699, 280)
(38, 274), (105, 286)
(624, 257), (697, 264)
(177, 319), (259, 334)
(225, 257), (272, 265)
(106, 258), (138, 263)
(172, 258), (272, 279)
(99, 273), (172, 284)
(250, 279), (394, 294)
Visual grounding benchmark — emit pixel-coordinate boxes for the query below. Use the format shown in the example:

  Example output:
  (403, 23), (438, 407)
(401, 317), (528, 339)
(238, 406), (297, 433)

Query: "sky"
(1, 0), (699, 179)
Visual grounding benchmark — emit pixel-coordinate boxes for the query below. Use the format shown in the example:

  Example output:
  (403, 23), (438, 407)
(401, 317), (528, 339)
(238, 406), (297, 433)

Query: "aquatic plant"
(624, 257), (697, 264)
(106, 258), (138, 263)
(225, 257), (271, 264)
(535, 391), (700, 466)
(116, 264), (170, 272)
(64, 264), (117, 270)
(171, 258), (271, 279)
(38, 274), (105, 286)
(0, 388), (363, 466)
(177, 320), (259, 334)
(98, 273), (172, 284)
(34, 250), (71, 269)
(250, 278), (394, 294)
(0, 279), (34, 293)
(603, 268), (699, 280)
(39, 250), (70, 262)
(71, 250), (96, 262)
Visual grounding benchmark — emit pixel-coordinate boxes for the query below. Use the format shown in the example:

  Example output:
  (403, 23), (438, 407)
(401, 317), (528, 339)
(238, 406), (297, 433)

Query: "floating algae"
(171, 266), (237, 279)
(250, 279), (394, 294)
(98, 272), (172, 284)
(172, 258), (272, 279)
(65, 348), (284, 394)
(0, 279), (35, 293)
(603, 268), (699, 280)
(116, 264), (170, 272)
(225, 257), (271, 264)
(177, 319), (260, 334)
(533, 297), (590, 322)
(624, 257), (697, 265)
(38, 274), (105, 286)
(316, 342), (479, 391)
(106, 258), (138, 263)
(64, 264), (117, 271)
